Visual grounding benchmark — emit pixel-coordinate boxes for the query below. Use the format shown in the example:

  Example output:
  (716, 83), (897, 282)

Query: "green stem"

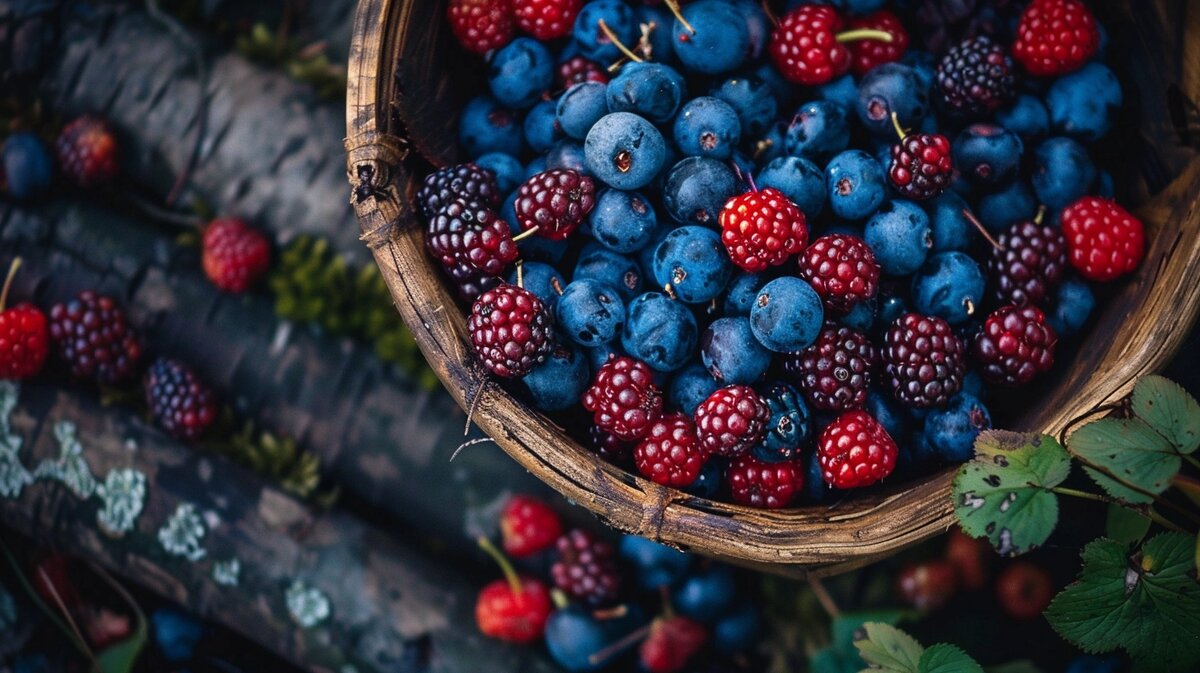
(889, 111), (907, 142)
(1068, 451), (1200, 526)
(1147, 507), (1186, 533)
(1050, 486), (1114, 504)
(0, 256), (20, 312)
(1182, 453), (1200, 472)
(835, 28), (894, 44)
(477, 536), (522, 596)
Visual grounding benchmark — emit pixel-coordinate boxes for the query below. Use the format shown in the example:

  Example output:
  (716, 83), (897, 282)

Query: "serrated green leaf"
(854, 622), (923, 673)
(1069, 418), (1180, 504)
(1045, 533), (1200, 673)
(1131, 376), (1200, 455)
(953, 431), (1069, 556)
(919, 643), (983, 673)
(1105, 504), (1151, 545)
(831, 610), (907, 654)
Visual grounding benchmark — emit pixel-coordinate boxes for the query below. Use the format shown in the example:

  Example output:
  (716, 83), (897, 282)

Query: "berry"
(585, 112), (668, 192)
(651, 225), (732, 305)
(996, 561), (1054, 620)
(620, 535), (693, 591)
(897, 561), (958, 611)
(700, 317), (771, 386)
(925, 392), (992, 461)
(785, 322), (874, 413)
(1060, 197), (1145, 282)
(514, 169), (596, 240)
(669, 1), (750, 76)
(769, 5), (850, 86)
(427, 198), (518, 278)
(551, 529), (621, 606)
(589, 424), (634, 466)
(0, 302), (48, 380)
(513, 0), (580, 40)
(673, 96), (742, 161)
(447, 0), (515, 54)
(2, 132), (53, 201)
(201, 218), (271, 293)
(935, 36), (1017, 117)
(749, 276), (825, 353)
(695, 385), (771, 457)
(946, 529), (991, 591)
(756, 382), (812, 461)
(582, 356), (663, 442)
(882, 313), (966, 408)
(974, 305), (1057, 387)
(718, 187), (809, 273)
(144, 357), (217, 441)
(56, 116), (119, 187)
(798, 233), (880, 313)
(912, 251), (986, 327)
(817, 410), (898, 489)
(488, 37), (554, 109)
(1012, 0), (1100, 77)
(662, 156), (740, 226)
(988, 220), (1067, 307)
(417, 163), (501, 220)
(672, 565), (737, 623)
(726, 453), (803, 508)
(467, 283), (554, 378)
(846, 10), (910, 77)
(826, 148), (887, 221)
(500, 495), (562, 558)
(889, 132), (954, 201)
(864, 200), (933, 277)
(634, 412), (707, 488)
(557, 55), (608, 88)
(475, 576), (552, 643)
(48, 291), (142, 385)
(639, 616), (707, 673)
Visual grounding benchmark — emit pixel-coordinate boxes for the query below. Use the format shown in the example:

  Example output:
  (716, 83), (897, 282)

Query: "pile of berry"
(420, 0), (1145, 509)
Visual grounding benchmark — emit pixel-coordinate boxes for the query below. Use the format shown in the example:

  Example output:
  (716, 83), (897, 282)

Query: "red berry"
(634, 412), (707, 488)
(784, 322), (874, 413)
(475, 576), (552, 643)
(897, 560), (958, 611)
(513, 0), (580, 40)
(889, 132), (954, 201)
(695, 385), (770, 457)
(144, 357), (217, 441)
(946, 529), (991, 591)
(797, 233), (880, 313)
(1060, 196), (1145, 282)
(514, 169), (596, 241)
(583, 356), (663, 442)
(882, 313), (966, 409)
(557, 56), (609, 88)
(32, 553), (80, 611)
(639, 616), (707, 673)
(846, 10), (909, 76)
(426, 198), (518, 277)
(552, 528), (622, 606)
(56, 116), (119, 187)
(817, 410), (898, 489)
(0, 302), (48, 380)
(769, 5), (851, 86)
(468, 283), (554, 378)
(202, 218), (271, 293)
(500, 495), (563, 558)
(718, 188), (809, 273)
(988, 220), (1067, 307)
(974, 305), (1057, 387)
(1012, 0), (1100, 77)
(448, 0), (516, 54)
(726, 454), (804, 509)
(996, 561), (1054, 620)
(48, 291), (142, 385)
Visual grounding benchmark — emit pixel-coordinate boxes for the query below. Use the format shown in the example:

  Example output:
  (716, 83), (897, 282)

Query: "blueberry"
(572, 0), (637, 63)
(901, 49), (937, 91)
(856, 63), (930, 138)
(757, 382), (811, 459)
(636, 222), (675, 281)
(749, 276), (824, 352)
(506, 261), (564, 310)
(876, 294), (909, 336)
(151, 608), (202, 663)
(1047, 277), (1096, 339)
(622, 292), (698, 372)
(911, 252), (985, 326)
(755, 61), (797, 110)
(1032, 137), (1097, 211)
(574, 244), (644, 302)
(1065, 655), (1123, 673)
(589, 189), (659, 254)
(925, 191), (974, 251)
(686, 458), (725, 499)
(1046, 62), (1122, 142)
(758, 156), (826, 218)
(524, 99), (561, 153)
(864, 200), (932, 276)
(826, 149), (887, 221)
(805, 453), (827, 501)
(488, 38), (552, 109)
(833, 0), (887, 15)
(952, 123), (1023, 190)
(701, 316), (771, 385)
(976, 180), (1036, 233)
(619, 535), (693, 590)
(961, 370), (985, 399)
(459, 95), (523, 158)
(502, 191), (568, 264)
(731, 0), (771, 59)
(925, 392), (991, 462)
(669, 362), (721, 415)
(546, 140), (590, 175)
(584, 112), (667, 191)
(710, 76), (778, 139)
(842, 297), (877, 333)
(755, 122), (789, 165)
(673, 96), (741, 160)
(524, 342), (591, 411)
(652, 225), (732, 304)
(474, 152), (523, 195)
(673, 565), (738, 623)
(785, 100), (850, 162)
(722, 272), (766, 316)
(2, 133), (52, 201)
(607, 62), (687, 124)
(525, 156), (547, 179)
(671, 0), (750, 75)
(817, 74), (860, 112)
(557, 81), (610, 140)
(588, 344), (626, 374)
(545, 607), (619, 672)
(557, 279), (627, 348)
(713, 602), (762, 656)
(866, 391), (906, 440)
(995, 94), (1050, 144)
(662, 157), (740, 226)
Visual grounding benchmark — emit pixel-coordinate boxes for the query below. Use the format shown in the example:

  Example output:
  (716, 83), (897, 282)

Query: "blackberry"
(936, 36), (1017, 118)
(695, 385), (771, 457)
(974, 305), (1057, 386)
(416, 163), (501, 220)
(557, 55), (608, 88)
(425, 198), (517, 277)
(582, 356), (663, 441)
(798, 233), (880, 313)
(882, 313), (966, 409)
(551, 529), (621, 606)
(514, 169), (596, 240)
(467, 284), (554, 378)
(784, 322), (874, 413)
(49, 291), (143, 385)
(889, 132), (953, 201)
(988, 220), (1067, 308)
(144, 357), (217, 441)
(589, 424), (634, 466)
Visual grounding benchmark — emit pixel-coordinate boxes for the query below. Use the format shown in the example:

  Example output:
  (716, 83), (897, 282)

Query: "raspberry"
(769, 5), (851, 86)
(988, 220), (1067, 307)
(995, 561), (1054, 621)
(48, 291), (142, 385)
(467, 283), (553, 378)
(475, 576), (552, 643)
(639, 616), (707, 673)
(882, 313), (966, 408)
(634, 412), (707, 488)
(973, 305), (1057, 386)
(718, 188), (809, 273)
(1012, 0), (1100, 77)
(936, 36), (1017, 117)
(784, 322), (874, 413)
(448, 0), (515, 54)
(557, 56), (608, 88)
(889, 132), (953, 201)
(798, 233), (880, 313)
(726, 454), (803, 509)
(513, 0), (580, 40)
(426, 198), (518, 277)
(551, 529), (621, 606)
(1060, 197), (1145, 282)
(817, 410), (898, 489)
(500, 494), (563, 558)
(583, 356), (663, 442)
(417, 163), (502, 220)
(514, 169), (595, 241)
(846, 10), (909, 77)
(55, 116), (119, 187)
(695, 385), (770, 457)
(589, 425), (634, 465)
(0, 303), (48, 380)
(144, 357), (217, 441)
(897, 561), (959, 611)
(201, 218), (271, 293)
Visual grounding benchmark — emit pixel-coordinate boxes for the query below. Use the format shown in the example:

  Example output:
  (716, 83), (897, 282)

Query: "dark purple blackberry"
(453, 268), (502, 303)
(425, 198), (517, 277)
(551, 529), (621, 606)
(882, 313), (966, 409)
(588, 425), (634, 466)
(784, 322), (874, 413)
(987, 220), (1067, 308)
(889, 133), (954, 201)
(144, 357), (218, 441)
(467, 284), (554, 378)
(48, 291), (142, 385)
(514, 169), (595, 241)
(416, 163), (501, 220)
(974, 305), (1057, 386)
(936, 36), (1017, 117)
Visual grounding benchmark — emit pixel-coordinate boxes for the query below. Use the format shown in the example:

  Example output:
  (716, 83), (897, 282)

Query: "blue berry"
(924, 392), (991, 462)
(701, 317), (771, 385)
(668, 362), (721, 415)
(875, 294), (909, 336)
(621, 292), (698, 372)
(818, 74), (859, 113)
(976, 180), (1037, 234)
(1046, 62), (1122, 142)
(834, 0), (887, 16)
(672, 565), (737, 623)
(961, 370), (985, 399)
(749, 276), (824, 352)
(757, 382), (811, 460)
(842, 297), (877, 333)
(652, 225), (732, 304)
(686, 458), (725, 499)
(557, 279), (626, 348)
(713, 602), (761, 656)
(506, 261), (564, 310)
(587, 344), (626, 374)
(722, 272), (766, 316)
(902, 49), (938, 92)
(673, 96), (741, 160)
(710, 76), (778, 138)
(525, 156), (547, 179)
(524, 99), (561, 153)
(911, 252), (985, 326)
(546, 140), (590, 175)
(856, 63), (931, 138)
(826, 149), (887, 221)
(151, 608), (202, 663)
(1047, 277), (1096, 339)
(636, 223), (674, 282)
(589, 189), (658, 254)
(758, 156), (826, 218)
(607, 62), (687, 125)
(488, 38), (553, 109)
(572, 0), (637, 63)
(953, 123), (1023, 189)
(524, 342), (591, 411)
(459, 95), (523, 158)
(545, 607), (620, 672)
(1065, 655), (1123, 673)
(662, 157), (740, 226)
(2, 132), (52, 201)
(475, 152), (523, 195)
(926, 192), (974, 252)
(732, 0), (771, 60)
(785, 100), (850, 162)
(618, 535), (693, 590)
(866, 391), (907, 440)
(670, 0), (750, 75)
(1032, 137), (1097, 211)
(557, 82), (610, 140)
(584, 112), (667, 191)
(804, 452), (827, 501)
(864, 200), (932, 276)
(995, 94), (1049, 144)
(574, 244), (644, 302)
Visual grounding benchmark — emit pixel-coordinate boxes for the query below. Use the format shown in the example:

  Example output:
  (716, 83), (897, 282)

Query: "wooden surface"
(345, 0), (1200, 576)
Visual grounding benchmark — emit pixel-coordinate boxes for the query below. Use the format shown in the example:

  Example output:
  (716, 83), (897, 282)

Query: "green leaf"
(1069, 418), (1180, 504)
(831, 609), (906, 654)
(953, 431), (1070, 556)
(1131, 375), (1200, 454)
(854, 622), (923, 673)
(1045, 533), (1200, 673)
(96, 619), (147, 673)
(919, 643), (984, 673)
(1105, 504), (1151, 545)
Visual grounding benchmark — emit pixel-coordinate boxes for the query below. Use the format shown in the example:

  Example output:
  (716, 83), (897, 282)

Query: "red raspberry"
(1060, 196), (1145, 282)
(426, 198), (518, 277)
(769, 6), (850, 86)
(468, 283), (554, 378)
(996, 561), (1054, 620)
(634, 412), (707, 488)
(639, 616), (708, 673)
(48, 291), (142, 385)
(583, 356), (663, 442)
(973, 305), (1057, 387)
(551, 529), (621, 606)
(695, 385), (770, 457)
(475, 576), (552, 643)
(798, 233), (880, 313)
(0, 297), (48, 380)
(589, 424), (634, 466)
(448, 0), (515, 54)
(718, 188), (809, 273)
(557, 56), (609, 88)
(201, 218), (271, 293)
(882, 313), (966, 409)
(897, 561), (959, 611)
(500, 495), (562, 558)
(56, 116), (119, 187)
(514, 169), (596, 241)
(817, 410), (898, 489)
(1012, 0), (1100, 77)
(784, 322), (874, 413)
(513, 0), (580, 40)
(726, 454), (803, 509)
(144, 357), (217, 441)
(889, 132), (953, 201)
(988, 220), (1067, 307)
(846, 10), (909, 76)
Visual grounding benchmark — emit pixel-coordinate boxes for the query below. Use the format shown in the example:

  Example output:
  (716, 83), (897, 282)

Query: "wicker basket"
(346, 0), (1200, 577)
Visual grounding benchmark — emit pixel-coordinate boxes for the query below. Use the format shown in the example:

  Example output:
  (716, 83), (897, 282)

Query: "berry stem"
(663, 0), (695, 35)
(599, 19), (644, 63)
(515, 260), (525, 289)
(592, 604), (629, 621)
(663, 283), (677, 300)
(0, 257), (21, 313)
(477, 535), (523, 597)
(636, 21), (657, 60)
(551, 588), (570, 610)
(963, 298), (976, 317)
(760, 0), (778, 27)
(889, 111), (908, 142)
(587, 622), (653, 666)
(511, 226), (539, 243)
(960, 209), (1005, 251)
(550, 277), (564, 296)
(835, 28), (894, 44)
(807, 576), (841, 619)
(1034, 205), (1046, 226)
